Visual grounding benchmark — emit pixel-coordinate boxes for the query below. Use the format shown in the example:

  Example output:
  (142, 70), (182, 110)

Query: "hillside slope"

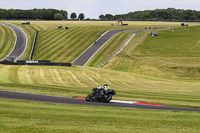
(104, 26), (200, 79)
(0, 65), (200, 108)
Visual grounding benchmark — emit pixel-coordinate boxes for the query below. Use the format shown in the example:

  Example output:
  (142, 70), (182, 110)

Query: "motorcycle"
(86, 88), (116, 103)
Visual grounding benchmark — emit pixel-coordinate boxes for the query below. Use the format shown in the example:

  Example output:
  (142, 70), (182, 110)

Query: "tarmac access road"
(0, 90), (200, 111)
(72, 29), (139, 66)
(0, 22), (27, 61)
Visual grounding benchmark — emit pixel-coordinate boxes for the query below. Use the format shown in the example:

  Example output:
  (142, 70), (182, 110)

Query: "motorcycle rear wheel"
(101, 95), (112, 103)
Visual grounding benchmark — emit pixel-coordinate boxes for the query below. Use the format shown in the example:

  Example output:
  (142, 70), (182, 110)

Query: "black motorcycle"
(86, 88), (116, 103)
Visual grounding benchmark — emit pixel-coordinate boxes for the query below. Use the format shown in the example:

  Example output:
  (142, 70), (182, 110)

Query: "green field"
(3, 21), (183, 62)
(103, 25), (200, 80)
(0, 21), (200, 132)
(0, 65), (200, 108)
(0, 24), (16, 60)
(1, 98), (200, 133)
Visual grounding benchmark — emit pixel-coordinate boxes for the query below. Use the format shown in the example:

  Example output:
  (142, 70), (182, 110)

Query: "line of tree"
(70, 12), (85, 20)
(99, 8), (200, 22)
(0, 8), (68, 20)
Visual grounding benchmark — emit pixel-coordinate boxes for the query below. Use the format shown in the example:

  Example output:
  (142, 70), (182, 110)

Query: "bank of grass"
(1, 21), (183, 63)
(0, 24), (16, 60)
(104, 26), (200, 79)
(86, 31), (133, 67)
(34, 26), (107, 62)
(0, 65), (200, 108)
(18, 25), (36, 60)
(1, 98), (200, 133)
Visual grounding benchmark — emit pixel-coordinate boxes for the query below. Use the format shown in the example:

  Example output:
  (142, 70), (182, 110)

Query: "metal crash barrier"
(0, 60), (72, 67)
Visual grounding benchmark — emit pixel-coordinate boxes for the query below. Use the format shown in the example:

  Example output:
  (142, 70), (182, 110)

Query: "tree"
(99, 14), (105, 20)
(54, 13), (64, 20)
(105, 14), (113, 20)
(78, 13), (85, 20)
(70, 12), (77, 20)
(0, 8), (68, 20)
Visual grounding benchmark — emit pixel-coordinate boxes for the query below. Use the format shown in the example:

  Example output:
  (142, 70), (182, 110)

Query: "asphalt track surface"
(0, 22), (27, 61)
(0, 90), (200, 111)
(72, 29), (139, 66)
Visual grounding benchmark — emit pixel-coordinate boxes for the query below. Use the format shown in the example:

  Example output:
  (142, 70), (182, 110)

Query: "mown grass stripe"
(81, 71), (99, 86)
(37, 29), (65, 44)
(36, 29), (64, 51)
(67, 71), (86, 87)
(49, 28), (99, 62)
(0, 25), (15, 60)
(37, 26), (87, 46)
(0, 25), (6, 50)
(31, 24), (44, 31)
(39, 28), (83, 59)
(65, 29), (106, 62)
(35, 27), (87, 59)
(92, 72), (114, 86)
(8, 66), (20, 83)
(37, 27), (95, 61)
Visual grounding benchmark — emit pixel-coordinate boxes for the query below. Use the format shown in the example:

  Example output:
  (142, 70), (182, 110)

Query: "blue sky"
(0, 0), (200, 18)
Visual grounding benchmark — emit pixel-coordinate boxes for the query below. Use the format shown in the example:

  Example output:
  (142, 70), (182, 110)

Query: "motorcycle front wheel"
(86, 94), (92, 101)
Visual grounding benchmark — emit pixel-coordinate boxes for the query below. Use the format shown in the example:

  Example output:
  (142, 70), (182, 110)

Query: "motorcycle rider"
(91, 84), (110, 98)
(103, 84), (110, 92)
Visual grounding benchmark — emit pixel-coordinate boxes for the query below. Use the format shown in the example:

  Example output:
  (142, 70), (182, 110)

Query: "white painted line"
(15, 24), (28, 60)
(110, 100), (137, 104)
(83, 31), (119, 66)
(72, 30), (111, 64)
(0, 22), (28, 61)
(97, 33), (136, 68)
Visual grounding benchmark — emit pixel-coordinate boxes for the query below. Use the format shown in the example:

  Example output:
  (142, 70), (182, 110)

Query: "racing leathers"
(91, 86), (110, 98)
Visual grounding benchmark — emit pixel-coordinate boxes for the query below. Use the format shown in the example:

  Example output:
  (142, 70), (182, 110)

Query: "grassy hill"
(30, 21), (181, 62)
(0, 21), (200, 132)
(0, 64), (200, 132)
(0, 24), (16, 60)
(5, 21), (182, 62)
(0, 21), (199, 106)
(104, 25), (200, 80)
(0, 65), (200, 108)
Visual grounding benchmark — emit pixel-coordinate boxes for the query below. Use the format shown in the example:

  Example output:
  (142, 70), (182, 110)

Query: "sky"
(0, 0), (200, 19)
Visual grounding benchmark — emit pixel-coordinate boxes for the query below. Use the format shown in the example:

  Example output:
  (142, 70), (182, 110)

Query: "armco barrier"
(0, 60), (72, 67)
(30, 30), (38, 60)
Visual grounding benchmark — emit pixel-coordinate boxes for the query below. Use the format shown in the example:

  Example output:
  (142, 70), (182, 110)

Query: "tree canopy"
(99, 8), (200, 21)
(54, 13), (64, 20)
(78, 13), (85, 20)
(0, 8), (68, 20)
(70, 12), (77, 20)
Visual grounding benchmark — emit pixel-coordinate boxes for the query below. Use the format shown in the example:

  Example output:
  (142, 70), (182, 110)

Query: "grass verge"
(0, 98), (200, 133)
(0, 24), (16, 60)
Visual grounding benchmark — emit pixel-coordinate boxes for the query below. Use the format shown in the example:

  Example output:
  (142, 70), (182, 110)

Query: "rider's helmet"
(104, 84), (108, 88)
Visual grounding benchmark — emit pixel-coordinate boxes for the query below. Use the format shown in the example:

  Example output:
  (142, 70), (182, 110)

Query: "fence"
(30, 29), (38, 60)
(0, 60), (72, 67)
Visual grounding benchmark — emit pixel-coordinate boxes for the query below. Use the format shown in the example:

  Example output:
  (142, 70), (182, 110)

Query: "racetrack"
(72, 29), (139, 66)
(0, 22), (27, 61)
(0, 90), (200, 111)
